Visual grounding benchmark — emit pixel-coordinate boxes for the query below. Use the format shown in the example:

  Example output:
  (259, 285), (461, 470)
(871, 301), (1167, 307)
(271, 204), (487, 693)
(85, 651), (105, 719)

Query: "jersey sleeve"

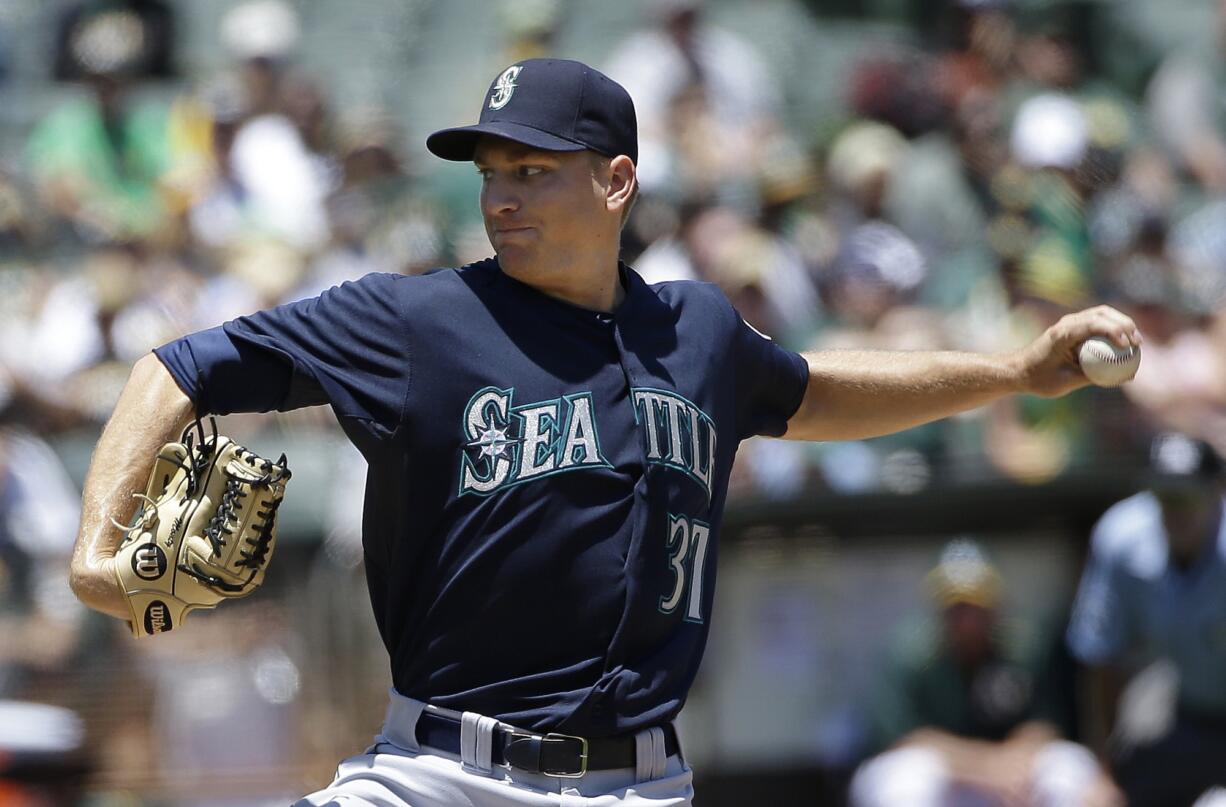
(154, 272), (410, 437)
(731, 312), (809, 440)
(1065, 531), (1131, 666)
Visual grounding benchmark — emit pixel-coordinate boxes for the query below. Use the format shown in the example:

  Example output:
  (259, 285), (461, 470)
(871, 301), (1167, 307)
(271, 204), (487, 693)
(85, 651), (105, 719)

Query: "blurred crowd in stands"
(2, 0), (1225, 802)
(0, 0), (1222, 504)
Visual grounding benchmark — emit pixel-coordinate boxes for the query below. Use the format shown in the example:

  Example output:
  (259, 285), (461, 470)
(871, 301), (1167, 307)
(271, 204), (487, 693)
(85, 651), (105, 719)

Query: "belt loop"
(382, 688), (424, 752)
(634, 726), (667, 783)
(460, 711), (499, 775)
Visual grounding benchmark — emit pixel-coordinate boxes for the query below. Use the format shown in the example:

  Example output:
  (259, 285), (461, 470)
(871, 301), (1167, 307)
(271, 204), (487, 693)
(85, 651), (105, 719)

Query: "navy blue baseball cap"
(1147, 433), (1224, 490)
(426, 59), (638, 164)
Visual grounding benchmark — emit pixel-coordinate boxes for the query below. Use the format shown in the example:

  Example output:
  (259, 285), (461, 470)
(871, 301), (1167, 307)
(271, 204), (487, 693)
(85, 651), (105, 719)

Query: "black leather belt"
(414, 710), (678, 778)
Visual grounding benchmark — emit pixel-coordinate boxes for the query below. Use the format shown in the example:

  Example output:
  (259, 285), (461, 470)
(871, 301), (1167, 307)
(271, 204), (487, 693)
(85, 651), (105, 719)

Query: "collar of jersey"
(485, 258), (648, 325)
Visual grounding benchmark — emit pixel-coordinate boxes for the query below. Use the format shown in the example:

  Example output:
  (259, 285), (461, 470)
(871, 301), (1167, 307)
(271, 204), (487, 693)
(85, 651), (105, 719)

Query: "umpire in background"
(1068, 433), (1226, 807)
(70, 58), (1141, 806)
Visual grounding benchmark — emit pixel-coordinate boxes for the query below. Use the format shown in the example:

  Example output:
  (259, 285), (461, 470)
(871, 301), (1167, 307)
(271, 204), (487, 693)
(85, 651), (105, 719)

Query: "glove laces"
(180, 441), (290, 592)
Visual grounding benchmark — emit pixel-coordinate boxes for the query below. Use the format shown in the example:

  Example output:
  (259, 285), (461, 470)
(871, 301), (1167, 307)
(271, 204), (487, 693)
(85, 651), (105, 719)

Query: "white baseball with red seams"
(1078, 336), (1141, 387)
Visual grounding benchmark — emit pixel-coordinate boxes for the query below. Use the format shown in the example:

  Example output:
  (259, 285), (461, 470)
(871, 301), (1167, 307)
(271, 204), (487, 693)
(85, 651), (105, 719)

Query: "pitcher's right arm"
(69, 353), (195, 620)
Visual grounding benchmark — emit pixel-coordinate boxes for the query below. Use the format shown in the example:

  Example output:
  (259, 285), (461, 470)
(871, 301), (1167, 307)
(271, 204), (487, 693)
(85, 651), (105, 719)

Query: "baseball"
(1078, 336), (1140, 387)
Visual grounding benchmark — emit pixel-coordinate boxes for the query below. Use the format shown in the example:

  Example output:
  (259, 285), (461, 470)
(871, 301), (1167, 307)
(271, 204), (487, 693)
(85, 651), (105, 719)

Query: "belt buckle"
(540, 732), (589, 778)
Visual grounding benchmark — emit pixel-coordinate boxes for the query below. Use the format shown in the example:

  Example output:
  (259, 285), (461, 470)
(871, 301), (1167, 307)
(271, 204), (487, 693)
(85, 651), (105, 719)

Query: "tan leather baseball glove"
(113, 421), (290, 637)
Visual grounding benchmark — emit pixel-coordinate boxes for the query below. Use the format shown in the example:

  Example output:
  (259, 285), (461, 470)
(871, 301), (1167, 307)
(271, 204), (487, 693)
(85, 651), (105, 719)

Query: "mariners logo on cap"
(489, 64), (523, 110)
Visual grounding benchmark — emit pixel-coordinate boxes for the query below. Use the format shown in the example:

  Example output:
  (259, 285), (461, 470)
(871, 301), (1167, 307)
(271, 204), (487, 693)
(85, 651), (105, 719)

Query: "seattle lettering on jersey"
(631, 387), (716, 501)
(458, 385), (718, 500)
(459, 386), (611, 496)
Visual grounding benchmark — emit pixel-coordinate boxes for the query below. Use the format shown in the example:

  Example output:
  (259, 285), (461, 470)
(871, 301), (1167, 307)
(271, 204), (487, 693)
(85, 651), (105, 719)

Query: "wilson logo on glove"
(144, 600), (172, 634)
(132, 545), (167, 580)
(113, 419), (291, 637)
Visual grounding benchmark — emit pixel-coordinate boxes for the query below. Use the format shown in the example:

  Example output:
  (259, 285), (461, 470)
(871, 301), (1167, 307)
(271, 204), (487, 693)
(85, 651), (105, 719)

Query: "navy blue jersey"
(155, 258), (808, 737)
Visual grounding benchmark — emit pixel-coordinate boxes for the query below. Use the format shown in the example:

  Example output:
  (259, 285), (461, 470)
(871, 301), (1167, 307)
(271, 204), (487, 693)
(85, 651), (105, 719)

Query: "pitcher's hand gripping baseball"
(112, 420), (290, 637)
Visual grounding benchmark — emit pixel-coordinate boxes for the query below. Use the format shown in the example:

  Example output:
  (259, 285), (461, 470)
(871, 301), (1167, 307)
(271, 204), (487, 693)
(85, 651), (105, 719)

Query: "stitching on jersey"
(389, 271), (415, 448)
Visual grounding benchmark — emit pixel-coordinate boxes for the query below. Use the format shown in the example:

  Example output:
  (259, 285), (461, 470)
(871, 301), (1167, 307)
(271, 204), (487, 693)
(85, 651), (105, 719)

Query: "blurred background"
(1, 0), (1224, 804)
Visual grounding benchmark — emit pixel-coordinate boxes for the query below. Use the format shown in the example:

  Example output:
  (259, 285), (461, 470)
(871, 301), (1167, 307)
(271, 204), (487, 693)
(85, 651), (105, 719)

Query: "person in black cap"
(71, 58), (1141, 806)
(1068, 434), (1226, 807)
(425, 58), (641, 315)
